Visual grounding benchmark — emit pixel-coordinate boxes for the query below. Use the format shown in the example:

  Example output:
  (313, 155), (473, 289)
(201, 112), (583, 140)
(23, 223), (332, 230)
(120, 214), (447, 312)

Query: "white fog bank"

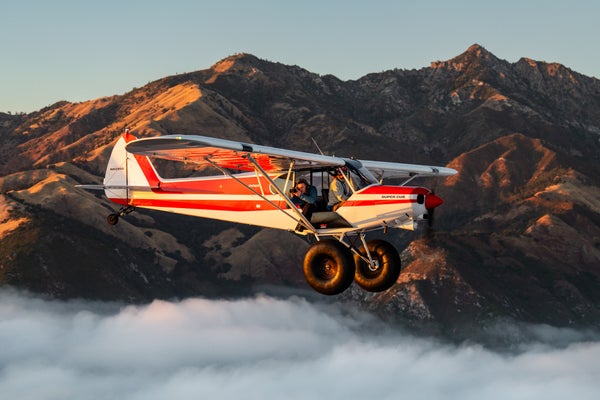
(1, 289), (599, 400)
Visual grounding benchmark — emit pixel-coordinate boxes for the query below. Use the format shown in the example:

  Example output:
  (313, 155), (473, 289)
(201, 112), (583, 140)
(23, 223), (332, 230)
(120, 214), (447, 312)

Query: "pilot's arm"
(299, 185), (317, 204)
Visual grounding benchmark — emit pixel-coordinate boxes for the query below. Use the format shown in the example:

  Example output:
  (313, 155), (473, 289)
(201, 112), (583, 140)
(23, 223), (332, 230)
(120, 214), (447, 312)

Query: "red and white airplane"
(79, 130), (457, 295)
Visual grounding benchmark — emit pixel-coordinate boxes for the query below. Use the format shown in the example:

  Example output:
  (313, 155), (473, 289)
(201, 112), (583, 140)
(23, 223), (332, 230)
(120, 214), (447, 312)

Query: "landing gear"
(106, 206), (135, 225)
(303, 237), (401, 295)
(303, 239), (355, 295)
(354, 239), (401, 292)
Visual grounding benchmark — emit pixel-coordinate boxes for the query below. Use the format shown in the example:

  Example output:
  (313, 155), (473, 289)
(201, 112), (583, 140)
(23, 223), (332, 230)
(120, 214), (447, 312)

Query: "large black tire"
(303, 239), (355, 295)
(354, 239), (401, 292)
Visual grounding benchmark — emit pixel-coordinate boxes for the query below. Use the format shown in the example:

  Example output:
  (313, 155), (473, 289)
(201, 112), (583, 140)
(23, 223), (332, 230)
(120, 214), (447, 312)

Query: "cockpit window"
(355, 167), (378, 186)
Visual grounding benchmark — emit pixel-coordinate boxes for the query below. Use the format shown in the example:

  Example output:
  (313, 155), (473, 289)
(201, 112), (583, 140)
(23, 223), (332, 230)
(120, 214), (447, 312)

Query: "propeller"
(427, 206), (435, 228)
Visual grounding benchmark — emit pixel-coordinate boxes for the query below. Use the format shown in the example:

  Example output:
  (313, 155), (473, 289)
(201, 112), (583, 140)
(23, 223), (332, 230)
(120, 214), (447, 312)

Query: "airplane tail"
(102, 131), (161, 205)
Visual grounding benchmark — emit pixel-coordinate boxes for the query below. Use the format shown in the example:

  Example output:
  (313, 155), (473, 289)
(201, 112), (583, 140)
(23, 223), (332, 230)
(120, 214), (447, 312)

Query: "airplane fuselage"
(107, 173), (432, 234)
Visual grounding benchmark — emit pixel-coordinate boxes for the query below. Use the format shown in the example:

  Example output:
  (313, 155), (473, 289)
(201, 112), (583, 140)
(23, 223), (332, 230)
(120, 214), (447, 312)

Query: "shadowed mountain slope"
(1, 44), (599, 333)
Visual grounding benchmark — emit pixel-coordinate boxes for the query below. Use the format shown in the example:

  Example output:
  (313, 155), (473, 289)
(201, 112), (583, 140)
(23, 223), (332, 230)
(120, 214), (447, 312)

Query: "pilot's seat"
(315, 188), (329, 211)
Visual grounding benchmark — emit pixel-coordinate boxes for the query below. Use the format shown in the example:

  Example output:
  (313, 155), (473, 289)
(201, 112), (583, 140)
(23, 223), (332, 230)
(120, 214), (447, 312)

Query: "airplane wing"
(125, 134), (457, 180)
(359, 160), (457, 181)
(125, 135), (345, 172)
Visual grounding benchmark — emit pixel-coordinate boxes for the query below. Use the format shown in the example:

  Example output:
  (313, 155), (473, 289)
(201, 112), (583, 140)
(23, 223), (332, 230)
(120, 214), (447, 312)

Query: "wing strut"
(400, 173), (426, 186)
(202, 156), (315, 233)
(245, 154), (316, 233)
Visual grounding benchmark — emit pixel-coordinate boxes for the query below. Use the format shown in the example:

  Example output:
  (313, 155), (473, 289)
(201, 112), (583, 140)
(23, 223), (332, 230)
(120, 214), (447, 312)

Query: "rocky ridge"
(1, 44), (599, 333)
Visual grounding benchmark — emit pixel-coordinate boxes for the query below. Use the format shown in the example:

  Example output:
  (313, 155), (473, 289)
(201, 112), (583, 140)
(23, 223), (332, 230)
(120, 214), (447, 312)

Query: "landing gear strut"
(107, 206), (135, 225)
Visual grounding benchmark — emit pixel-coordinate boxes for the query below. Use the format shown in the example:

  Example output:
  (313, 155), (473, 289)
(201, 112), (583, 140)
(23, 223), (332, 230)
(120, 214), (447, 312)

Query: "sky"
(1, 0), (598, 113)
(1, 289), (600, 400)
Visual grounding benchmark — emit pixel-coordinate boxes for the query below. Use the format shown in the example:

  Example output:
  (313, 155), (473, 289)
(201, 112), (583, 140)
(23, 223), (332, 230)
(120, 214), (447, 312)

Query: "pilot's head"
(335, 167), (347, 179)
(296, 178), (309, 193)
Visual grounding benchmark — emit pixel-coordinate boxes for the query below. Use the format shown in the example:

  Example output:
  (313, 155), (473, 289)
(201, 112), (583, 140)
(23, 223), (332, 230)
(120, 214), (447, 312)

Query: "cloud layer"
(1, 289), (599, 400)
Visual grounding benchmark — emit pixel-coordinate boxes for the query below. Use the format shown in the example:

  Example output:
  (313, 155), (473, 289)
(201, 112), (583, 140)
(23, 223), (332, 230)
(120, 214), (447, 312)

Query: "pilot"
(328, 168), (352, 211)
(290, 178), (317, 231)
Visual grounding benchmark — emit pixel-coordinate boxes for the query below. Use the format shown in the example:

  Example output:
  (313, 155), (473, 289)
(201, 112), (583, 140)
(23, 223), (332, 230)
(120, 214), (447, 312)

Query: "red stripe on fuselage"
(109, 198), (129, 206)
(359, 185), (430, 195)
(342, 185), (429, 207)
(124, 198), (285, 211)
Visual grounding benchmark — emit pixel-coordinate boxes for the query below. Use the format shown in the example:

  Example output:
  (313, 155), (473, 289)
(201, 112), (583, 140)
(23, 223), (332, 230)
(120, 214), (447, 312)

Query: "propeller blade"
(427, 207), (435, 227)
(425, 193), (442, 228)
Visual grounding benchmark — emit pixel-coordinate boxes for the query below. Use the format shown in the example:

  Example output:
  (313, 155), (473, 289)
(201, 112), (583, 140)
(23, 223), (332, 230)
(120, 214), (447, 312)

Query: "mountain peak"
(210, 53), (260, 73)
(464, 43), (491, 56)
(204, 53), (265, 84)
(515, 57), (582, 83)
(431, 43), (501, 72)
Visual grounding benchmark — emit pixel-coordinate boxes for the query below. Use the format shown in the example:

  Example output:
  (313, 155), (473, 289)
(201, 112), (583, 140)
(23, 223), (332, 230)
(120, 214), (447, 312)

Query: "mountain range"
(1, 44), (599, 336)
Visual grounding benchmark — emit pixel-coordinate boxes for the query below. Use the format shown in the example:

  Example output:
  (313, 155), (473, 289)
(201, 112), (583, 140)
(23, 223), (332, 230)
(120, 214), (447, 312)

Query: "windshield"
(355, 166), (378, 185)
(344, 159), (378, 187)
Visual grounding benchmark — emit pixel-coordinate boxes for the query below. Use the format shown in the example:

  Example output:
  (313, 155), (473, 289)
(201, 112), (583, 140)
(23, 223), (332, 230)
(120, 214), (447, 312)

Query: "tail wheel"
(354, 239), (401, 292)
(303, 239), (355, 295)
(107, 213), (119, 225)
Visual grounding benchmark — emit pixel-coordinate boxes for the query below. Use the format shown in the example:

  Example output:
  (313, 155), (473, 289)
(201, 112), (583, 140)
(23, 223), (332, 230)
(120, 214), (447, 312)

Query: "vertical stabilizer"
(103, 132), (161, 204)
